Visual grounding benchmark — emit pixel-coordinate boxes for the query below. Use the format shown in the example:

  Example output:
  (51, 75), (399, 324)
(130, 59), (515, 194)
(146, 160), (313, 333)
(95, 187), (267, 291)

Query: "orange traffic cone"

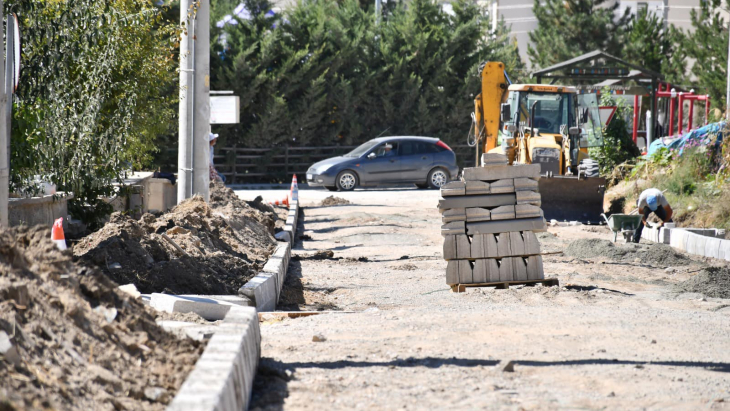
(52, 217), (67, 251)
(289, 175), (299, 203)
(269, 196), (289, 207)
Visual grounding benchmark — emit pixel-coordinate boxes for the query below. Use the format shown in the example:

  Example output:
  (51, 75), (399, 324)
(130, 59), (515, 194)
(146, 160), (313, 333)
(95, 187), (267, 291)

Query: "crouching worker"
(633, 188), (673, 243)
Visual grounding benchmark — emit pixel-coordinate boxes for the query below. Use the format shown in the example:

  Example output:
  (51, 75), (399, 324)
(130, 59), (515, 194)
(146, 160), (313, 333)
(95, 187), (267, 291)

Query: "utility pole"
(0, 0), (8, 227)
(178, 0), (194, 204)
(192, 0), (211, 201)
(375, 0), (381, 23)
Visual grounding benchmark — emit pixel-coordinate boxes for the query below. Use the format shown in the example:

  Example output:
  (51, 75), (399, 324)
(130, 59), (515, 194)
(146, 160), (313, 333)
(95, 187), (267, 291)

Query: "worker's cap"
(647, 194), (659, 211)
(209, 133), (219, 141)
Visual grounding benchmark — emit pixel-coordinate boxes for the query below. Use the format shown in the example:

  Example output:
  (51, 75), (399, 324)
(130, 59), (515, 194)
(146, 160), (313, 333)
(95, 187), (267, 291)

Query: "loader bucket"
(537, 175), (606, 224)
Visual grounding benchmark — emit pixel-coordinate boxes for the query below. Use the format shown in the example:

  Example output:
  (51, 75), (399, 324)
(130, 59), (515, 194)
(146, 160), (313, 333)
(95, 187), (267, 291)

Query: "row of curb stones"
(642, 225), (730, 262)
(163, 198), (300, 410)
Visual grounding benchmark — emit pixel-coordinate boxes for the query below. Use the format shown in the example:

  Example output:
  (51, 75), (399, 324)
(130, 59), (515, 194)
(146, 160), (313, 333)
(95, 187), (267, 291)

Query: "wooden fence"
(214, 144), (478, 184)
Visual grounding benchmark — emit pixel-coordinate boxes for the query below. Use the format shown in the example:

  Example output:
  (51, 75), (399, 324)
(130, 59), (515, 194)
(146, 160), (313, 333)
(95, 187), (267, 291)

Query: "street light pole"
(0, 1), (8, 227)
(178, 0), (194, 203)
(726, 21), (730, 120)
(192, 0), (210, 201)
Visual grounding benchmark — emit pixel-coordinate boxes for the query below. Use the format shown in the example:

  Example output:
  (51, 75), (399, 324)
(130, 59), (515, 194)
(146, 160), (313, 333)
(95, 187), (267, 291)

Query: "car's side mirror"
(569, 127), (581, 136)
(367, 152), (376, 160)
(500, 103), (511, 122)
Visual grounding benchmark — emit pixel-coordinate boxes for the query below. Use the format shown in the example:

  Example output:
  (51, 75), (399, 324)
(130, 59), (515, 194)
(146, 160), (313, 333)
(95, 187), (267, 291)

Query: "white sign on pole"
(210, 95), (240, 124)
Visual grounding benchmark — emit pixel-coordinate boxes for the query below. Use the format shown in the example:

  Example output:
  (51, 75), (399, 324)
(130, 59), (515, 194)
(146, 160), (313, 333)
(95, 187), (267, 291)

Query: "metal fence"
(214, 144), (478, 184)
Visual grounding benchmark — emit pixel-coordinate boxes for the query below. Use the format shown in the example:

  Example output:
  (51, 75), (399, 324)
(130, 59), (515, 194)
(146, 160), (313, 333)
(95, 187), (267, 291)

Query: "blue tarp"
(647, 121), (726, 157)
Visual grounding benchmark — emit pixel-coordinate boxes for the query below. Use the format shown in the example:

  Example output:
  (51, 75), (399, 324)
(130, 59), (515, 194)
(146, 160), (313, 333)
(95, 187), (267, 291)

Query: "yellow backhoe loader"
(472, 61), (606, 223)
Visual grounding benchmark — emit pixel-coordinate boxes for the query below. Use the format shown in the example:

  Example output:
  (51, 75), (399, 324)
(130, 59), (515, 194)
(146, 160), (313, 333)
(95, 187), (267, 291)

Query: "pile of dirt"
(74, 184), (277, 294)
(673, 266), (730, 298)
(564, 238), (691, 267)
(319, 196), (350, 206)
(0, 226), (202, 410)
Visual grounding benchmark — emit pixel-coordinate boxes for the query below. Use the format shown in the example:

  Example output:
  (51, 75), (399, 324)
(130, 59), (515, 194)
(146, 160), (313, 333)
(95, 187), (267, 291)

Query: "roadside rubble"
(319, 196), (350, 206)
(674, 266), (730, 298)
(0, 226), (202, 411)
(73, 183), (278, 295)
(564, 238), (691, 267)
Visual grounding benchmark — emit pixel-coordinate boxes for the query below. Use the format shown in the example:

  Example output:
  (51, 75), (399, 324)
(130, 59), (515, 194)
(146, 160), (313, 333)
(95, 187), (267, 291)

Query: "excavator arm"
(476, 62), (509, 155)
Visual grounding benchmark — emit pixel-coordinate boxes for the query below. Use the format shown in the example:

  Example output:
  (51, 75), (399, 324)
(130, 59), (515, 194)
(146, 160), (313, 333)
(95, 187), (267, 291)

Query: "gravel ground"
(237, 187), (730, 411)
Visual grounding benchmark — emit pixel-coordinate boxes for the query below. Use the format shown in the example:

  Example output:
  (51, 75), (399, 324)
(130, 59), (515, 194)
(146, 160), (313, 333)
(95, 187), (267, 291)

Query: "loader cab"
(498, 84), (603, 175)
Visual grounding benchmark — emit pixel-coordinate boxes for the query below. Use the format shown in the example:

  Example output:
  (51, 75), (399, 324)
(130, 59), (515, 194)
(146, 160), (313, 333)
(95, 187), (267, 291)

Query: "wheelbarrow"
(601, 213), (643, 242)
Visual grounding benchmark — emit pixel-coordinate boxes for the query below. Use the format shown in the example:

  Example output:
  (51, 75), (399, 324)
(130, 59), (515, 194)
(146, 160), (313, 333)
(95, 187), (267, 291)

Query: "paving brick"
(485, 258), (500, 282)
(490, 205), (516, 220)
(465, 181), (490, 195)
(463, 164), (541, 181)
(438, 194), (516, 210)
(523, 231), (541, 255)
(467, 217), (547, 235)
(514, 178), (539, 191)
(446, 260), (459, 284)
(481, 153), (509, 166)
(472, 234), (498, 258)
(466, 208), (491, 222)
(515, 204), (542, 219)
(441, 221), (466, 236)
(442, 208), (466, 223)
(498, 257), (514, 281)
(512, 257), (528, 281)
(496, 232), (511, 258)
(458, 260), (473, 284)
(456, 235), (471, 259)
(440, 181), (466, 196)
(443, 235), (457, 260)
(526, 255), (544, 280)
(515, 190), (541, 206)
(490, 179), (515, 194)
(473, 260), (488, 283)
(509, 231), (526, 256)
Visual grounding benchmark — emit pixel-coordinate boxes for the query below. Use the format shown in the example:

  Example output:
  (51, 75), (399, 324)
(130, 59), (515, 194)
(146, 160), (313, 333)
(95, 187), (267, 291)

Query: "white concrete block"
(150, 294), (235, 321)
(719, 240), (730, 261)
(238, 273), (278, 312)
(705, 237), (722, 259)
(167, 306), (260, 411)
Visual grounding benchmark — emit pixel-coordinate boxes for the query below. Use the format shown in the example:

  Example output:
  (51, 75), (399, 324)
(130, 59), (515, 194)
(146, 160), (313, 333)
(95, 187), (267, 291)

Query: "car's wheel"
(427, 167), (449, 189)
(325, 186), (338, 191)
(336, 170), (358, 191)
(415, 183), (429, 189)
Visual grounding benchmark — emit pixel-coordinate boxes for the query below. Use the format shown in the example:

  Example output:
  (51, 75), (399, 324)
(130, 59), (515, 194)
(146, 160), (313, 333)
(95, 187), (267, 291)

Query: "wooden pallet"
(450, 278), (559, 293)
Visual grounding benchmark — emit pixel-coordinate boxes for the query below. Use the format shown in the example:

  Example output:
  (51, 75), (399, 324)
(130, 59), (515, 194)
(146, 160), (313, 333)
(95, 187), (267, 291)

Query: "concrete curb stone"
(166, 306), (260, 411)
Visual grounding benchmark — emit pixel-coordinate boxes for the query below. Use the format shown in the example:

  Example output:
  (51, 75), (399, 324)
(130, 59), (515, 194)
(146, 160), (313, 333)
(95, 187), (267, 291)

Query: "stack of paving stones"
(440, 153), (547, 285)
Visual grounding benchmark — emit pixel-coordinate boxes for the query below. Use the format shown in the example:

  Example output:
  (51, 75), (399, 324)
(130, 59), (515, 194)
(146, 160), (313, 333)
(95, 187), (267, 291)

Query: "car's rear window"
(400, 141), (439, 155)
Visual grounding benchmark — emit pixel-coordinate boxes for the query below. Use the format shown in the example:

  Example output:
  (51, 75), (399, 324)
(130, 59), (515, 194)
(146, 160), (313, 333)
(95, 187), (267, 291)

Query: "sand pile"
(319, 196), (350, 206)
(673, 266), (730, 299)
(564, 238), (691, 267)
(0, 226), (202, 411)
(74, 184), (277, 294)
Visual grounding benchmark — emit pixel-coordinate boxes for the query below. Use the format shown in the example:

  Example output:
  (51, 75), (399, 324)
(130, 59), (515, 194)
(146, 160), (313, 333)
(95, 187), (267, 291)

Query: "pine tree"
(685, 0), (729, 112)
(528, 0), (631, 69)
(620, 8), (686, 84)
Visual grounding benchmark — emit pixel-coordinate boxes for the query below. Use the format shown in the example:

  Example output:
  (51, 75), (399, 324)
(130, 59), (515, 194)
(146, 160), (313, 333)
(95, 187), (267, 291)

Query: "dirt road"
(236, 188), (730, 410)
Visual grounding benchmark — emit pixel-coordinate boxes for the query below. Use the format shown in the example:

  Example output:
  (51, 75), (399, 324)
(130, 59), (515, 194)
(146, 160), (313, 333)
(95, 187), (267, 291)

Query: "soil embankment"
(73, 183), (278, 294)
(0, 226), (202, 410)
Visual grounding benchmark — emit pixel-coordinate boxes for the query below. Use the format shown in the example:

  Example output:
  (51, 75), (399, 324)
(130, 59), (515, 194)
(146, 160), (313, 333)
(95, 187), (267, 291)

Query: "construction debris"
(73, 184), (278, 295)
(440, 154), (546, 285)
(0, 225), (202, 410)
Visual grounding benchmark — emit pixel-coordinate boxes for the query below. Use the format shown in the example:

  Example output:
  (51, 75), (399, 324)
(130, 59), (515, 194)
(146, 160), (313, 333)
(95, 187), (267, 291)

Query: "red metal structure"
(655, 83), (710, 137)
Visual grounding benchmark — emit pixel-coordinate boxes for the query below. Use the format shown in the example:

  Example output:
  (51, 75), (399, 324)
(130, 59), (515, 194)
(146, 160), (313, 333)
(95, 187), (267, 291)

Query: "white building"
(488, 0), (704, 68)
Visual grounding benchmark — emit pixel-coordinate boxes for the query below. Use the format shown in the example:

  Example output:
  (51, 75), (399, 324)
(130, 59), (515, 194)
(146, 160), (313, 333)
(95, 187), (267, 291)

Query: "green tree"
(621, 8), (686, 83)
(9, 0), (179, 227)
(589, 87), (641, 181)
(528, 0), (630, 69)
(210, 0), (523, 153)
(685, 0), (729, 112)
